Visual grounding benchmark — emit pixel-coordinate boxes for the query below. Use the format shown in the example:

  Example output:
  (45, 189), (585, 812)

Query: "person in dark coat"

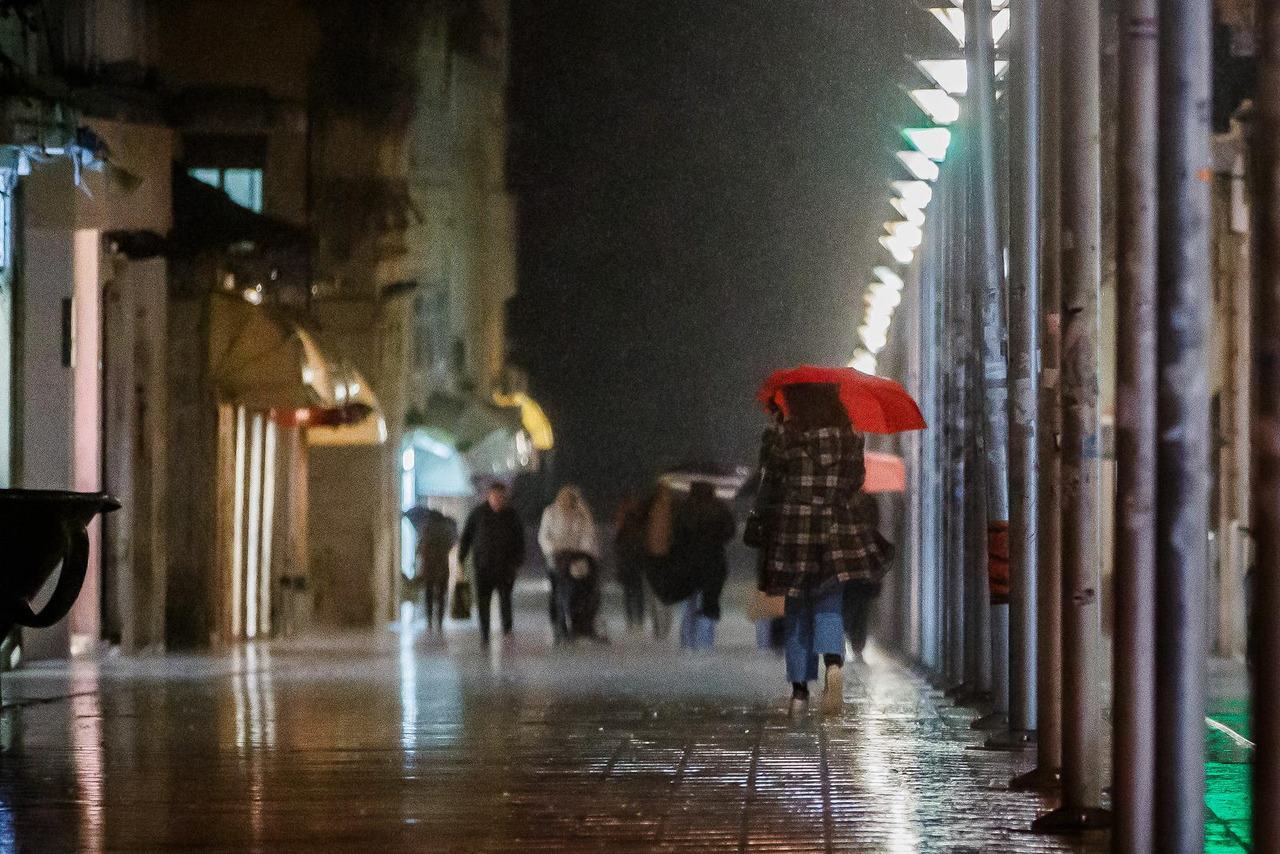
(842, 492), (890, 662)
(415, 508), (457, 632)
(752, 382), (887, 714)
(458, 483), (526, 644)
(614, 496), (649, 630)
(673, 481), (736, 649)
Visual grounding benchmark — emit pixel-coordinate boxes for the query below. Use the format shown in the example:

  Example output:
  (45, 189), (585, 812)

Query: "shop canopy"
(307, 365), (387, 447)
(410, 392), (523, 453)
(209, 293), (386, 446)
(209, 292), (336, 409)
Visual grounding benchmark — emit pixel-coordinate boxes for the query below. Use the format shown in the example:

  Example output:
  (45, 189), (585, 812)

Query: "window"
(188, 167), (263, 213)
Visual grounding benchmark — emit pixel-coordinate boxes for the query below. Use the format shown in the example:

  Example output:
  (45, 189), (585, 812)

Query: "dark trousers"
(476, 575), (514, 642)
(622, 574), (646, 627)
(422, 581), (447, 630)
(842, 582), (878, 654)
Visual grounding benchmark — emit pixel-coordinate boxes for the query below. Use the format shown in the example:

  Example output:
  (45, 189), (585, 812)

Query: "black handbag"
(450, 579), (473, 620)
(743, 510), (773, 550)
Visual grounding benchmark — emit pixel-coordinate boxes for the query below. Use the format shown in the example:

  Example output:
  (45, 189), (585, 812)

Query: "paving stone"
(0, 592), (1117, 853)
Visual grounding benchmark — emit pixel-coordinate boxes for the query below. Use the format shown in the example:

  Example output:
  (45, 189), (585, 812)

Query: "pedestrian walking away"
(673, 481), (736, 650)
(414, 506), (457, 632)
(539, 485), (604, 642)
(750, 381), (889, 714)
(614, 495), (649, 631)
(459, 483), (526, 645)
(842, 491), (894, 663)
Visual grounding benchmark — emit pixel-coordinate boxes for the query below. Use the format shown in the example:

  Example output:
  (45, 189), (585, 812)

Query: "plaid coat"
(754, 423), (886, 597)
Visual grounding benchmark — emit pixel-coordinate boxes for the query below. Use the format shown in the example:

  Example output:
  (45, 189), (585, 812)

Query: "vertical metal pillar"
(1015, 0), (1063, 789)
(946, 157), (972, 691)
(1251, 4), (1280, 849)
(920, 176), (944, 674)
(906, 242), (926, 663)
(1153, 0), (1212, 850)
(1005, 0), (1041, 740)
(964, 0), (1011, 721)
(1112, 0), (1159, 849)
(1032, 0), (1109, 831)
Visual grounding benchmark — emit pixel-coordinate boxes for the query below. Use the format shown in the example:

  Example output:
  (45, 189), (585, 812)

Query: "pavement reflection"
(0, 586), (1108, 853)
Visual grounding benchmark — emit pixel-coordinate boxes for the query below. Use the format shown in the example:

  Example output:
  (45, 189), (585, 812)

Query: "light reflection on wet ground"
(0, 588), (1110, 853)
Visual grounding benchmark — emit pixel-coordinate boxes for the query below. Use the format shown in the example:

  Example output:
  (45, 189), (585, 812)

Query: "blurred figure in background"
(416, 507), (457, 632)
(644, 483), (677, 639)
(842, 492), (892, 663)
(673, 481), (736, 650)
(614, 495), (649, 631)
(539, 486), (603, 642)
(459, 483), (526, 645)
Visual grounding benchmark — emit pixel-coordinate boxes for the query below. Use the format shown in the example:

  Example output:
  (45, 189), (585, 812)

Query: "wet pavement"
(0, 584), (1118, 852)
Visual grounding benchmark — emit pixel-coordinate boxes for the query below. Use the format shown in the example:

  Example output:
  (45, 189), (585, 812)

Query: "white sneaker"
(823, 664), (844, 712)
(789, 695), (809, 716)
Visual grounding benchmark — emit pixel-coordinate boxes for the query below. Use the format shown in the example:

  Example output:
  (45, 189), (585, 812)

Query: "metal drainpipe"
(1013, 0), (1064, 791)
(1003, 0), (1041, 742)
(1153, 0), (1212, 849)
(1031, 0), (1111, 832)
(1111, 0), (1159, 848)
(964, 0), (1011, 722)
(945, 156), (972, 692)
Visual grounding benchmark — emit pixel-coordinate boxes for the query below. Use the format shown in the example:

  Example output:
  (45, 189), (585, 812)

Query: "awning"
(409, 392), (523, 453)
(492, 391), (554, 451)
(209, 292), (336, 409)
(307, 365), (387, 447)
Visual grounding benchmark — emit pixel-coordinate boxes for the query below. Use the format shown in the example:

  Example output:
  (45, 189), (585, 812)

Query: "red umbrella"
(758, 365), (926, 434)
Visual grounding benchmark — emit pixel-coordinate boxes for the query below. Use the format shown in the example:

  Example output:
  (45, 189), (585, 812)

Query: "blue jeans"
(680, 593), (717, 650)
(784, 585), (846, 684)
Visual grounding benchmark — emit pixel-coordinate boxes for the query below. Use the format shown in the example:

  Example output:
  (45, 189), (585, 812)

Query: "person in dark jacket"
(415, 507), (457, 632)
(614, 496), (649, 630)
(458, 483), (526, 644)
(842, 492), (889, 663)
(673, 481), (736, 649)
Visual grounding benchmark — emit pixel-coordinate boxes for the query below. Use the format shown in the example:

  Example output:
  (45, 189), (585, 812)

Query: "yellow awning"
(209, 292), (337, 409)
(492, 391), (554, 451)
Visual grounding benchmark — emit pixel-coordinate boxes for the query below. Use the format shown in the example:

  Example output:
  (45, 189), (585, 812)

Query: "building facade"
(0, 0), (541, 657)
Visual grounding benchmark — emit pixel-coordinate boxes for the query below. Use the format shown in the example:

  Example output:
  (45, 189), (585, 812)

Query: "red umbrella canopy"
(758, 365), (926, 434)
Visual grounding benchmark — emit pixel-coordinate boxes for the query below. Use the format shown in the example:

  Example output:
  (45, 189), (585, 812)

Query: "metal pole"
(1112, 0), (1159, 849)
(1032, 0), (1109, 831)
(1005, 0), (1041, 740)
(920, 176), (944, 675)
(1014, 0), (1064, 790)
(1153, 0), (1211, 849)
(947, 156), (972, 692)
(1251, 4), (1280, 848)
(964, 0), (1011, 722)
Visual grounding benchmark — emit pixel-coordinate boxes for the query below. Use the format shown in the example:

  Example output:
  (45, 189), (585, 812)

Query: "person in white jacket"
(539, 486), (602, 641)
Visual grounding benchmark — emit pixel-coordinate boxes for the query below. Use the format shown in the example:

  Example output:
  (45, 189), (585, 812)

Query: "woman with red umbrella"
(750, 371), (912, 714)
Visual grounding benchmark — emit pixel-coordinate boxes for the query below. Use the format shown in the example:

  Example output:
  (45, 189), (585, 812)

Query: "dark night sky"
(509, 1), (930, 510)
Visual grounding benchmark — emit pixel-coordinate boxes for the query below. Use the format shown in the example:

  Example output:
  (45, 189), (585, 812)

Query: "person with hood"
(673, 481), (736, 650)
(750, 382), (886, 714)
(415, 507), (457, 632)
(538, 485), (602, 642)
(458, 483), (526, 645)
